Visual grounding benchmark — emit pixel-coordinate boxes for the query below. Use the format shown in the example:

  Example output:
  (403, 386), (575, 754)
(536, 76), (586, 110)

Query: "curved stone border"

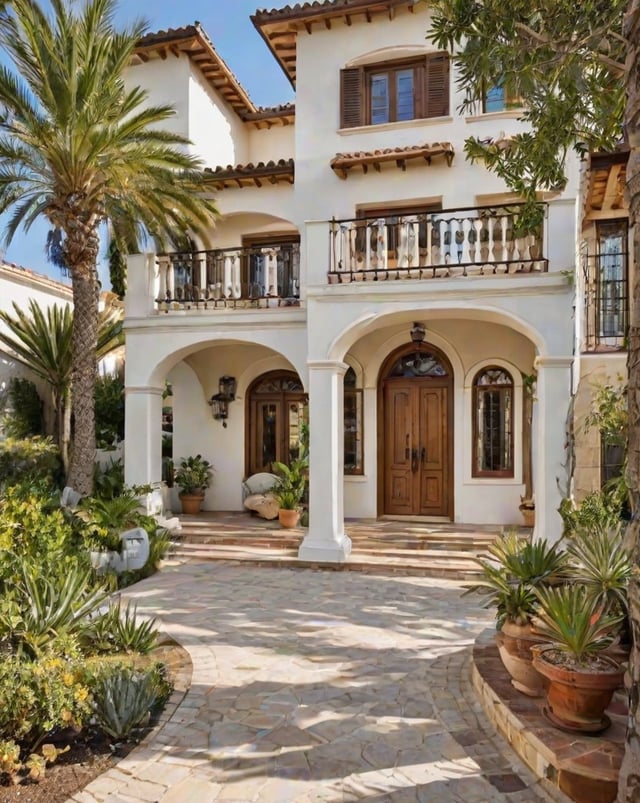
(472, 629), (624, 803)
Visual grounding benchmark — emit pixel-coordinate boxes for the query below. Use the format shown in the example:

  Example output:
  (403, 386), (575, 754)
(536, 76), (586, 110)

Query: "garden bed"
(0, 640), (191, 802)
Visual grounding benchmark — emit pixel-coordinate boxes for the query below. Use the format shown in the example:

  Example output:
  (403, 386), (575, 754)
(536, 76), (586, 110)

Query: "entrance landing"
(170, 513), (521, 579)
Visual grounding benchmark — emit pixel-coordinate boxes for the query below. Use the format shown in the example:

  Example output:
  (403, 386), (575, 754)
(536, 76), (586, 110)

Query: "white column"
(533, 356), (573, 543)
(298, 360), (352, 562)
(124, 385), (164, 487)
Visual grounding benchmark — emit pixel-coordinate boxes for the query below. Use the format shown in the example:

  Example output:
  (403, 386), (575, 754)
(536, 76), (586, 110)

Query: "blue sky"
(1, 0), (293, 283)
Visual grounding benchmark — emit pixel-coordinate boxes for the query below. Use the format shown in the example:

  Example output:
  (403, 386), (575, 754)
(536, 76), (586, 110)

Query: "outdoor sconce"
(208, 375), (237, 427)
(410, 321), (426, 344)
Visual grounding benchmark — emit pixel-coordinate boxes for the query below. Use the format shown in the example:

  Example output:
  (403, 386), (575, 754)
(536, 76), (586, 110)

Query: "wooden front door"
(383, 380), (450, 517)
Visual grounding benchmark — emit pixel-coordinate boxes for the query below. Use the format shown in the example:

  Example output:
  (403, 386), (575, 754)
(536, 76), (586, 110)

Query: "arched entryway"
(246, 370), (307, 475)
(379, 343), (453, 518)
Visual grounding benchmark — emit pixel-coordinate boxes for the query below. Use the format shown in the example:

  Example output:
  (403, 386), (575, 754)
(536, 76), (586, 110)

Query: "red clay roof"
(204, 159), (295, 190)
(330, 142), (455, 178)
(252, 0), (415, 86)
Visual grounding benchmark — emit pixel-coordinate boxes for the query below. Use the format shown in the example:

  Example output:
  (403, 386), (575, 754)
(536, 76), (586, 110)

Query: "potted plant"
(532, 584), (625, 733)
(272, 456), (307, 528)
(174, 454), (213, 514)
(465, 532), (568, 696)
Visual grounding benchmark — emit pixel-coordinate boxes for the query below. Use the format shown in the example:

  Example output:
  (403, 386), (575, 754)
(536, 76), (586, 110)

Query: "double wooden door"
(383, 381), (450, 517)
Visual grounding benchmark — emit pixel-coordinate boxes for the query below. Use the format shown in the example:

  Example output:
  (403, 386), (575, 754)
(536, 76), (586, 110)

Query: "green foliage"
(0, 654), (92, 751)
(87, 601), (158, 655)
(0, 566), (108, 659)
(1, 377), (43, 438)
(567, 526), (631, 616)
(92, 666), (165, 741)
(0, 437), (62, 491)
(584, 382), (628, 448)
(95, 375), (124, 449)
(534, 584), (624, 665)
(94, 458), (125, 499)
(428, 0), (625, 226)
(174, 454), (213, 495)
(76, 492), (146, 552)
(272, 455), (308, 510)
(465, 532), (568, 627)
(559, 490), (625, 537)
(108, 238), (127, 299)
(0, 486), (80, 582)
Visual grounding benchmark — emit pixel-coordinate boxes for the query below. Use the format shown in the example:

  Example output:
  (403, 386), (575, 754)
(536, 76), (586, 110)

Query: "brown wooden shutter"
(340, 67), (364, 128)
(424, 52), (450, 118)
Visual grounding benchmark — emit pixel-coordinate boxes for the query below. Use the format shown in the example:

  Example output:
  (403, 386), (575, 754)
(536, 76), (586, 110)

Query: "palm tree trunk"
(66, 250), (99, 496)
(618, 2), (640, 799)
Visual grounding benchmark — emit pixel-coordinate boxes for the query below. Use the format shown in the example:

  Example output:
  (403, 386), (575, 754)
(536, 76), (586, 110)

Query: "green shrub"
(559, 489), (624, 537)
(0, 654), (92, 751)
(0, 487), (82, 583)
(95, 375), (124, 449)
(2, 377), (43, 438)
(0, 437), (62, 490)
(94, 458), (125, 499)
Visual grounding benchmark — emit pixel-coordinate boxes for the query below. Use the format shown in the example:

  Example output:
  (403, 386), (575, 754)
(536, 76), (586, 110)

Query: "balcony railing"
(582, 250), (628, 352)
(154, 243), (300, 311)
(328, 204), (548, 283)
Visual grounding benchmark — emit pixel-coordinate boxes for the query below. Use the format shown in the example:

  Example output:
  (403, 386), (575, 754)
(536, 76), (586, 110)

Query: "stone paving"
(70, 562), (559, 803)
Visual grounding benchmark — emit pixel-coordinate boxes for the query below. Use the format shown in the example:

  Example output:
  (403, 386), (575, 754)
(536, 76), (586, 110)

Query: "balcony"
(154, 242), (300, 312)
(328, 204), (548, 283)
(582, 250), (628, 352)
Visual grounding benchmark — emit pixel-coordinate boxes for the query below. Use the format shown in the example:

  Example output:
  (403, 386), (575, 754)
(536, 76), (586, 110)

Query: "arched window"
(344, 367), (363, 475)
(473, 367), (514, 477)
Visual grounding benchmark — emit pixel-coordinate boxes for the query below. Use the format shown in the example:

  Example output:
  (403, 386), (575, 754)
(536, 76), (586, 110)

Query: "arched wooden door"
(380, 345), (453, 517)
(246, 371), (307, 476)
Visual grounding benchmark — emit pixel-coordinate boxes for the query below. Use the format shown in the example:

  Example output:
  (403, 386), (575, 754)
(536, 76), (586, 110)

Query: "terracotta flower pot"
(532, 646), (624, 733)
(278, 508), (300, 528)
(495, 620), (547, 697)
(179, 492), (205, 515)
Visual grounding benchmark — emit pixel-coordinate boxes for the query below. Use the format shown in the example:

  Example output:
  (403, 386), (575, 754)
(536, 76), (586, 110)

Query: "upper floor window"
(583, 219), (628, 351)
(483, 82), (521, 113)
(340, 53), (450, 129)
(473, 367), (514, 478)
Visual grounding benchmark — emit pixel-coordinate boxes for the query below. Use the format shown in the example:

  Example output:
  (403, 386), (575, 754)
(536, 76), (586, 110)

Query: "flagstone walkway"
(70, 562), (561, 802)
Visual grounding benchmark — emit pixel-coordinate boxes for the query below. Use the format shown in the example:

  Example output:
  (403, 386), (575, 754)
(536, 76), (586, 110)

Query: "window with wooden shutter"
(340, 54), (450, 128)
(340, 67), (364, 128)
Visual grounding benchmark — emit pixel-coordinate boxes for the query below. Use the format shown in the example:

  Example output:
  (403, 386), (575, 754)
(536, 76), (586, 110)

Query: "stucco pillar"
(124, 385), (164, 487)
(533, 356), (573, 543)
(298, 360), (352, 562)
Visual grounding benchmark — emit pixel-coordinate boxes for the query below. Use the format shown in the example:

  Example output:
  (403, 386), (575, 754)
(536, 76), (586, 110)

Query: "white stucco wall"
(125, 54), (249, 169)
(248, 124), (295, 165)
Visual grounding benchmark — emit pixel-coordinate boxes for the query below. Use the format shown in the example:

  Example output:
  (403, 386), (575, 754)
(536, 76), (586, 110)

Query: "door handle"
(411, 448), (419, 473)
(421, 447), (426, 465)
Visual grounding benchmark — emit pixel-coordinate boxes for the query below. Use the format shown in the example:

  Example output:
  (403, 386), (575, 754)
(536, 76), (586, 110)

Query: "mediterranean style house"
(122, 0), (624, 562)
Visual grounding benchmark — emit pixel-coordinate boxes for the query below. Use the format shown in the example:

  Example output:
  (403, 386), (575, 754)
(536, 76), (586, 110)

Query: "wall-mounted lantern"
(208, 375), (237, 427)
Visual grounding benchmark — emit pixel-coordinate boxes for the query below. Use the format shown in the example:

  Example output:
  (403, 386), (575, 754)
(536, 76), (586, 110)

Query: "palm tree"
(0, 0), (218, 494)
(0, 298), (123, 474)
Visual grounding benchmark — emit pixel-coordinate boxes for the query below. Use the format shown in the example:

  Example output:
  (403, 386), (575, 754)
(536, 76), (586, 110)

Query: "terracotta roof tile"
(330, 142), (454, 178)
(204, 159), (295, 189)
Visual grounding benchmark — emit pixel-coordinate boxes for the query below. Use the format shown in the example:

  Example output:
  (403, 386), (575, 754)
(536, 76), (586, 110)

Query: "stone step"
(169, 541), (483, 579)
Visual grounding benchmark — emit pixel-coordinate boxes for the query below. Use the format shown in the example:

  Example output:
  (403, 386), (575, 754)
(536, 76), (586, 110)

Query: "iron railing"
(328, 203), (548, 282)
(155, 242), (300, 311)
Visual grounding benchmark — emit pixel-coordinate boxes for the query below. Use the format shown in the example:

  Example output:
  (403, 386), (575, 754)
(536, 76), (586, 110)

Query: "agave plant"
(0, 566), (108, 657)
(464, 532), (568, 628)
(567, 525), (631, 616)
(86, 601), (158, 655)
(534, 584), (624, 665)
(93, 667), (163, 741)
